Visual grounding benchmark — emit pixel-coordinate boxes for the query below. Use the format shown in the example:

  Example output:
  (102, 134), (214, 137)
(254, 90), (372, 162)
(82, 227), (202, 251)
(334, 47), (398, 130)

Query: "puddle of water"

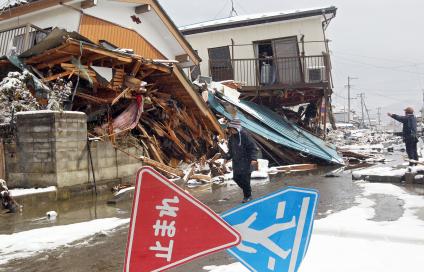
(0, 193), (132, 235)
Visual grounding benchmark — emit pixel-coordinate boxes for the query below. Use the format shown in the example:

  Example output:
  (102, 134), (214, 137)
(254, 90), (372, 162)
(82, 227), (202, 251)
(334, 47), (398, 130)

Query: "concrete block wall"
(9, 111), (59, 187)
(54, 111), (89, 188)
(5, 111), (142, 189)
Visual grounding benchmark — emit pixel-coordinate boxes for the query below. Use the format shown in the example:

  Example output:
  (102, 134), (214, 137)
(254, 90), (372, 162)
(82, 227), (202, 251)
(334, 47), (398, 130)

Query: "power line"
(331, 50), (423, 66)
(212, 0), (230, 19)
(350, 87), (420, 103)
(233, 0), (250, 14)
(332, 54), (424, 75)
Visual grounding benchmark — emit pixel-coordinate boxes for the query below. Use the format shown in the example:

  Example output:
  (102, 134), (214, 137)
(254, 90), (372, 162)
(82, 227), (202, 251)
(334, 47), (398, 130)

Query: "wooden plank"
(111, 87), (131, 105)
(36, 56), (73, 69)
(140, 69), (155, 80)
(191, 174), (211, 182)
(76, 92), (113, 104)
(175, 54), (189, 63)
(273, 164), (317, 172)
(140, 156), (183, 177)
(143, 63), (171, 73)
(131, 60), (142, 76)
(136, 124), (164, 164)
(42, 70), (74, 82)
(66, 39), (134, 63)
(339, 150), (372, 160)
(172, 66), (225, 138)
(25, 43), (70, 64)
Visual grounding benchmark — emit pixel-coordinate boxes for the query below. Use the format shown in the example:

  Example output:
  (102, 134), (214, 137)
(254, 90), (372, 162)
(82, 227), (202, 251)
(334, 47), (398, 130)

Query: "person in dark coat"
(388, 107), (419, 165)
(303, 102), (318, 128)
(224, 118), (259, 203)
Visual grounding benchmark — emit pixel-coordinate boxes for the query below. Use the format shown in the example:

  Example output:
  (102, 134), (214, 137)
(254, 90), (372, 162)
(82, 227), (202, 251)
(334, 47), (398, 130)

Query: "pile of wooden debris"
(0, 28), (223, 179)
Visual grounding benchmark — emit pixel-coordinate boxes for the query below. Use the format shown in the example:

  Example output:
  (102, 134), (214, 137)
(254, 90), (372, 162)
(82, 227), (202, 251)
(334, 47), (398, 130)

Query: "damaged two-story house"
(180, 6), (338, 134)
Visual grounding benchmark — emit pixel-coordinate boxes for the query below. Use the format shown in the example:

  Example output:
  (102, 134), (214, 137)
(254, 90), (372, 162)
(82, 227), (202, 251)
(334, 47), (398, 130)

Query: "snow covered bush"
(0, 71), (40, 124)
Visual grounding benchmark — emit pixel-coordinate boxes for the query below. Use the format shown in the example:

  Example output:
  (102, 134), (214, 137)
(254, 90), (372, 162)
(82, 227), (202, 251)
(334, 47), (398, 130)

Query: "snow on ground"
(0, 217), (129, 265)
(9, 186), (57, 197)
(352, 165), (424, 179)
(204, 182), (424, 272)
(352, 166), (406, 179)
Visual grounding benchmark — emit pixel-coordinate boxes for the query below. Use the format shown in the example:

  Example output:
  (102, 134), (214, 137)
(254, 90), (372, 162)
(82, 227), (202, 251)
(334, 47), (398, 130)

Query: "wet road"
(1, 155), (424, 272)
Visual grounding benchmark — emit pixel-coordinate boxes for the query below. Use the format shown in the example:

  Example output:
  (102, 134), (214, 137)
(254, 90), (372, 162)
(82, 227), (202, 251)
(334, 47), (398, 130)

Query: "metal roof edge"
(181, 6), (337, 36)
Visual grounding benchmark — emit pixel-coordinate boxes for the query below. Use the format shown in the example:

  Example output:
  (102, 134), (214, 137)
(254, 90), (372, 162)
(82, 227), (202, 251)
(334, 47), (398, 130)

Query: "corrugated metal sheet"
(208, 93), (344, 165)
(79, 15), (164, 59)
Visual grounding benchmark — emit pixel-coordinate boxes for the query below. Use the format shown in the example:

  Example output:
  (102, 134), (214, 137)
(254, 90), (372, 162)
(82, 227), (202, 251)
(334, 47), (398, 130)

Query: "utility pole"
(363, 95), (372, 128)
(422, 90), (424, 135)
(377, 107), (382, 129)
(358, 93), (365, 128)
(346, 76), (358, 123)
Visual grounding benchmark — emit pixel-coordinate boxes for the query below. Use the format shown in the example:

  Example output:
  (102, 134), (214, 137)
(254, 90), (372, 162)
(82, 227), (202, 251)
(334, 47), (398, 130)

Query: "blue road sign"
(221, 187), (319, 272)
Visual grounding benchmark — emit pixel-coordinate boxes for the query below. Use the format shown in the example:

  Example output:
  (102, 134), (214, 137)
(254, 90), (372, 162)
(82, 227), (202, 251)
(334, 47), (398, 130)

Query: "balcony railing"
(209, 55), (330, 88)
(0, 24), (49, 56)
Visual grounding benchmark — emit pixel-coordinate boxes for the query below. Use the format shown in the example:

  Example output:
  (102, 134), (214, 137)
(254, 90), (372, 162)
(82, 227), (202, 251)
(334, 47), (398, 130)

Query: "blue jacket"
(390, 114), (417, 140)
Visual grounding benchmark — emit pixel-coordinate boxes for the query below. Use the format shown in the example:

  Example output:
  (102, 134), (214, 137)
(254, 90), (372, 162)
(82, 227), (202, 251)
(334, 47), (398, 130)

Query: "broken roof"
(180, 6), (337, 35)
(208, 92), (344, 165)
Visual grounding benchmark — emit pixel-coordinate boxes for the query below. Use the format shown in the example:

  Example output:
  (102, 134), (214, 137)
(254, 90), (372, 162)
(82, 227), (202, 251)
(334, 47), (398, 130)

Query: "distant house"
(0, 0), (222, 136)
(180, 7), (337, 130)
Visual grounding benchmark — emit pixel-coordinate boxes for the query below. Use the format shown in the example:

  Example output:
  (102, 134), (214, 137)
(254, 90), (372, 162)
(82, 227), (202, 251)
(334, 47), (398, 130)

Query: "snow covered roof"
(180, 6), (337, 35)
(0, 0), (29, 10)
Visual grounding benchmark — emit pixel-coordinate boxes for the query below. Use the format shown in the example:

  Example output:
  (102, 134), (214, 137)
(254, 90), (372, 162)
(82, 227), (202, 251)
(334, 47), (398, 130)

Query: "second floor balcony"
(0, 24), (49, 57)
(208, 54), (331, 92)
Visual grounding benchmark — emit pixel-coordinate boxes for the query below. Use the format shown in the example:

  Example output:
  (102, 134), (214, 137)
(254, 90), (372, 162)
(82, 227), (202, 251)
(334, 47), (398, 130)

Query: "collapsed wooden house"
(0, 0), (226, 186)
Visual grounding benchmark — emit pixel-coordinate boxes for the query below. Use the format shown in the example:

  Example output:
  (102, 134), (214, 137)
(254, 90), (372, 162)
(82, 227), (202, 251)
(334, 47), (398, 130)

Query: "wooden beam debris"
(140, 156), (184, 177)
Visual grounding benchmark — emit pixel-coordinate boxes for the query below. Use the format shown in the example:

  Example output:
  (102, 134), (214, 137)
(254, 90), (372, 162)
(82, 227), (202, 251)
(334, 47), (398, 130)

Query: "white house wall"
(185, 16), (327, 76)
(0, 4), (81, 33)
(83, 0), (185, 60)
(0, 1), (187, 60)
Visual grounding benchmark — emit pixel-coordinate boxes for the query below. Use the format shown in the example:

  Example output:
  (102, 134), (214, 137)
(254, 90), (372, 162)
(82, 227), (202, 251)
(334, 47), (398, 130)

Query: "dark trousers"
(233, 172), (252, 198)
(405, 138), (418, 165)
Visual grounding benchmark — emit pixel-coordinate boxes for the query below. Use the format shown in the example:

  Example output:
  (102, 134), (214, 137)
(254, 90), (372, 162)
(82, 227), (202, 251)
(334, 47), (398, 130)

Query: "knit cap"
(228, 118), (242, 131)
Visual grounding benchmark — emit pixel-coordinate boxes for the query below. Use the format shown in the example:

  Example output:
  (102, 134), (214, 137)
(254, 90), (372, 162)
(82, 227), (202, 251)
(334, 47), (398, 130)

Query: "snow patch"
(9, 186), (57, 197)
(0, 217), (129, 265)
(204, 182), (424, 272)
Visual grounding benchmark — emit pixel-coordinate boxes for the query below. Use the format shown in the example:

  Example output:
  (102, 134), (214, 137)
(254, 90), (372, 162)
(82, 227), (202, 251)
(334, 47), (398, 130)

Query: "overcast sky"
(160, 0), (424, 123)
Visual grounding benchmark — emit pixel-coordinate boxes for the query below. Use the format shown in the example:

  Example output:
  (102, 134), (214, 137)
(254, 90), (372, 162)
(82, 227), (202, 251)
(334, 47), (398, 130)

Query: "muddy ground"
(1, 154), (424, 272)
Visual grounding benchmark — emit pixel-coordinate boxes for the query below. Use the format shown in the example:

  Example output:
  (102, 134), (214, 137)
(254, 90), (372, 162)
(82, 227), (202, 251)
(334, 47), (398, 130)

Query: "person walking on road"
(387, 107), (419, 165)
(224, 118), (259, 203)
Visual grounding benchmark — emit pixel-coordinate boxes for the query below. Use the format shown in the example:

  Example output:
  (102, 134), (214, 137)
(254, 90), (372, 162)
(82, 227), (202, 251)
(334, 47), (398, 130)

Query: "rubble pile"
(0, 28), (222, 181)
(326, 127), (404, 163)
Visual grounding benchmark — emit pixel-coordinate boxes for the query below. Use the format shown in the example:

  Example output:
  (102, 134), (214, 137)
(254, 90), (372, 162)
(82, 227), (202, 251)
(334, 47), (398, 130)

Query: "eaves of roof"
(181, 6), (337, 36)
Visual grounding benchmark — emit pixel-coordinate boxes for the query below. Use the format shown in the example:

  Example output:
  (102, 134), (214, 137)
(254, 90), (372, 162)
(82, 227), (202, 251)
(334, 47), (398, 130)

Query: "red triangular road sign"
(123, 166), (241, 272)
